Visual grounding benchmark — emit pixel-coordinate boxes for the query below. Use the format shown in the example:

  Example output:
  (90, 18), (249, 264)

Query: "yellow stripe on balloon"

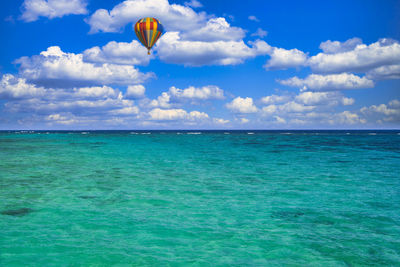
(146, 18), (151, 48)
(136, 21), (140, 33)
(150, 20), (158, 47)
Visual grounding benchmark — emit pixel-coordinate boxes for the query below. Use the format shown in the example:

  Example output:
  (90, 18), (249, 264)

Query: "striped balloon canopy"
(134, 17), (164, 55)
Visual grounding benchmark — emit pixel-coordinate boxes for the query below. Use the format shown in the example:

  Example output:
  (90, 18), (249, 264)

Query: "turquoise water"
(1, 130), (400, 266)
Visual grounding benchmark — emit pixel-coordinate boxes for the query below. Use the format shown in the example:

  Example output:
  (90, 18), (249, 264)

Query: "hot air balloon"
(134, 17), (164, 55)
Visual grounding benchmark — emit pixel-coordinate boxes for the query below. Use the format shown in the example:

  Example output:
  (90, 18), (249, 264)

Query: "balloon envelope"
(134, 17), (164, 55)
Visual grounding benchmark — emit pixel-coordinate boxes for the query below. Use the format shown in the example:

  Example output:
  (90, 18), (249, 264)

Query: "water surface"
(1, 130), (399, 265)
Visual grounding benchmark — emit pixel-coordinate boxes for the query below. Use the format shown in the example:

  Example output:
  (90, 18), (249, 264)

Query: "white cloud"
(21, 0), (87, 22)
(295, 91), (331, 105)
(309, 38), (400, 73)
(149, 92), (172, 108)
(330, 111), (366, 125)
(213, 118), (229, 124)
(258, 90), (360, 127)
(15, 46), (153, 88)
(361, 102), (400, 116)
(5, 89), (139, 119)
(248, 15), (259, 22)
(295, 91), (354, 106)
(261, 37), (400, 81)
(145, 85), (224, 109)
(264, 47), (308, 70)
(181, 17), (245, 42)
(188, 110), (209, 120)
(46, 113), (78, 125)
(73, 86), (119, 99)
(0, 74), (45, 99)
(260, 94), (290, 105)
(148, 108), (208, 121)
(110, 106), (139, 115)
(126, 85), (146, 98)
(366, 64), (400, 80)
(83, 40), (151, 66)
(279, 101), (315, 113)
(279, 73), (374, 91)
(184, 0), (202, 8)
(85, 0), (207, 34)
(389, 99), (400, 108)
(42, 111), (132, 127)
(156, 32), (270, 66)
(342, 97), (355, 106)
(168, 85), (224, 101)
(1, 75), (141, 126)
(319, 38), (363, 54)
(85, 0), (276, 67)
(274, 116), (286, 124)
(226, 97), (258, 113)
(251, 28), (267, 38)
(240, 118), (249, 123)
(261, 104), (277, 115)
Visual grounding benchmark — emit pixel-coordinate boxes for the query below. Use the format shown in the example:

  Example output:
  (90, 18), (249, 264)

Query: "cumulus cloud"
(330, 111), (366, 125)
(274, 116), (286, 124)
(319, 37), (363, 54)
(260, 94), (290, 105)
(15, 46), (153, 88)
(184, 0), (202, 8)
(156, 32), (270, 66)
(5, 96), (142, 130)
(169, 85), (224, 100)
(295, 91), (354, 106)
(362, 103), (400, 116)
(110, 106), (139, 115)
(0, 74), (45, 99)
(226, 97), (258, 113)
(366, 64), (400, 80)
(83, 40), (151, 66)
(213, 118), (229, 124)
(309, 38), (400, 73)
(360, 100), (400, 123)
(149, 92), (172, 108)
(279, 73), (374, 91)
(45, 113), (78, 125)
(6, 95), (136, 115)
(258, 89), (360, 127)
(145, 85), (224, 108)
(260, 105), (367, 126)
(1, 73), (238, 128)
(261, 37), (400, 81)
(264, 47), (308, 70)
(148, 108), (208, 121)
(264, 103), (307, 115)
(73, 86), (119, 99)
(278, 101), (315, 113)
(85, 0), (273, 67)
(126, 85), (146, 98)
(389, 99), (400, 108)
(181, 17), (245, 42)
(85, 0), (207, 34)
(1, 73), (142, 128)
(21, 0), (87, 22)
(251, 28), (267, 38)
(261, 104), (277, 115)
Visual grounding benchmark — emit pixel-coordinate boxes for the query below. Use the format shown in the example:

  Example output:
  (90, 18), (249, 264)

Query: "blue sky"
(0, 0), (399, 129)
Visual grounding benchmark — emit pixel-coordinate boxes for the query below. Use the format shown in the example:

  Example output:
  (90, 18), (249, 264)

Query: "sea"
(0, 130), (399, 266)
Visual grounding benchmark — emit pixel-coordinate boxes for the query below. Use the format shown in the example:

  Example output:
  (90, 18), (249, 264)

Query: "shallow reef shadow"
(1, 208), (33, 216)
